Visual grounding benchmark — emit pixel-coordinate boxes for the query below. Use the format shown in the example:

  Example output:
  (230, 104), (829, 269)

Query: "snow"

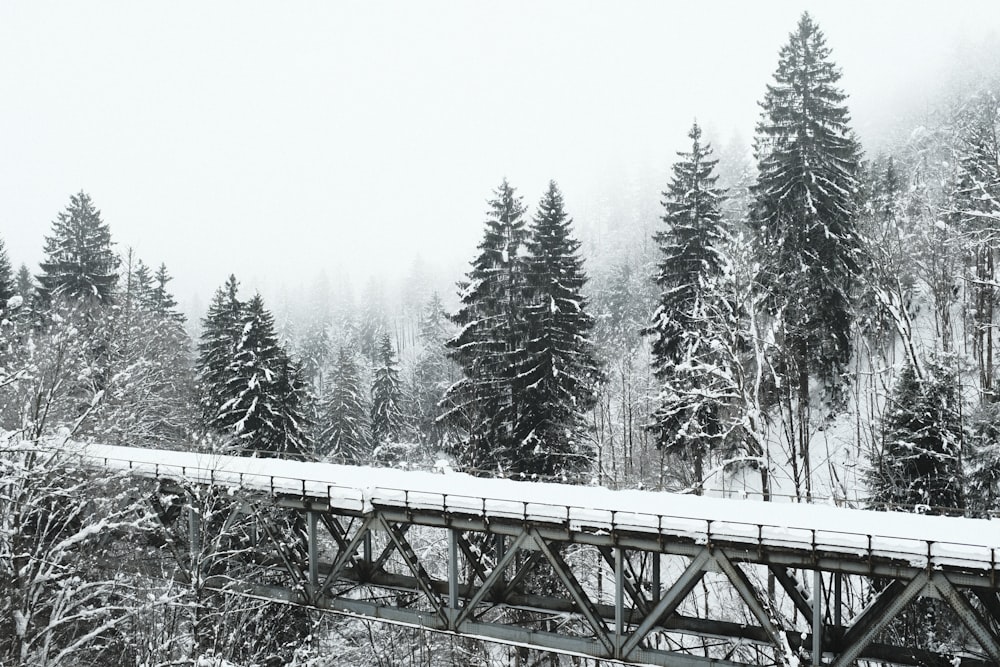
(53, 441), (1000, 571)
(6, 295), (23, 310)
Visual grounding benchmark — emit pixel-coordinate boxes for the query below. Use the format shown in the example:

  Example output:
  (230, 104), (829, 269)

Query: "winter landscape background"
(3, 1), (1000, 665)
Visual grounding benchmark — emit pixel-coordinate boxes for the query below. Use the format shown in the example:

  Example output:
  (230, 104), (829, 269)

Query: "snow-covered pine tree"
(318, 346), (370, 463)
(214, 293), (310, 457)
(370, 332), (409, 463)
(868, 356), (964, 514)
(37, 192), (119, 306)
(518, 181), (601, 479)
(196, 275), (245, 431)
(15, 264), (32, 301)
(645, 122), (734, 493)
(443, 179), (530, 475)
(952, 96), (1000, 398)
(410, 292), (457, 448)
(751, 12), (861, 499)
(0, 235), (13, 306)
(150, 263), (185, 323)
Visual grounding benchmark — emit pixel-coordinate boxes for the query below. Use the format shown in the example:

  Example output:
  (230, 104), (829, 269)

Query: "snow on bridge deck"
(53, 441), (1000, 574)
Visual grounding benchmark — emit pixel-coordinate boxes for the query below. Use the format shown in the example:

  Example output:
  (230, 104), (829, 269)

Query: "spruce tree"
(645, 122), (733, 492)
(37, 191), (119, 305)
(443, 179), (529, 475)
(411, 292), (457, 448)
(318, 346), (370, 463)
(518, 181), (601, 479)
(751, 12), (861, 498)
(0, 235), (13, 306)
(214, 294), (310, 457)
(150, 263), (184, 323)
(15, 264), (33, 300)
(370, 332), (408, 463)
(868, 357), (964, 514)
(197, 275), (244, 429)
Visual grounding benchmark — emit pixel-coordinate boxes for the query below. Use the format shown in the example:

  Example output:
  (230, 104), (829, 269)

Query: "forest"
(2, 10), (1000, 667)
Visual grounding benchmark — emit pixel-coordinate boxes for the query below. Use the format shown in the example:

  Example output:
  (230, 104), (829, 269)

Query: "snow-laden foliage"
(318, 346), (370, 463)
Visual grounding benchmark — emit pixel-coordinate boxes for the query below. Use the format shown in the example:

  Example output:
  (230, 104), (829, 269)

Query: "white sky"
(2, 1), (998, 313)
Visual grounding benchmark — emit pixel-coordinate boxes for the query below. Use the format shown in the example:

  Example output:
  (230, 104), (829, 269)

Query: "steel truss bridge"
(56, 443), (1000, 666)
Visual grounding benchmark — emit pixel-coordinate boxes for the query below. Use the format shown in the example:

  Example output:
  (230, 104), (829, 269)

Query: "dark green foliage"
(319, 346), (370, 463)
(646, 123), (736, 491)
(868, 357), (964, 514)
(517, 181), (601, 478)
(213, 294), (312, 458)
(444, 179), (530, 475)
(751, 12), (861, 387)
(37, 192), (119, 306)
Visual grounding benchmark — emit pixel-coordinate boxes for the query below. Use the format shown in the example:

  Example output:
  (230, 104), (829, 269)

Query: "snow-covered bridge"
(53, 442), (1000, 666)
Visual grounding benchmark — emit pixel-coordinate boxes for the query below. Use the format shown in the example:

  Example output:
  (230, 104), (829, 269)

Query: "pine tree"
(150, 263), (184, 323)
(370, 333), (409, 463)
(0, 235), (13, 306)
(518, 181), (601, 479)
(197, 276), (245, 430)
(868, 357), (964, 514)
(37, 192), (119, 305)
(751, 12), (861, 499)
(411, 292), (457, 448)
(214, 294), (310, 457)
(645, 122), (734, 493)
(15, 264), (33, 300)
(318, 347), (370, 463)
(443, 179), (529, 475)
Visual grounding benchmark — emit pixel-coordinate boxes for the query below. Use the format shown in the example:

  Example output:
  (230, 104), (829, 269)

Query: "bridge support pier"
(812, 569), (822, 666)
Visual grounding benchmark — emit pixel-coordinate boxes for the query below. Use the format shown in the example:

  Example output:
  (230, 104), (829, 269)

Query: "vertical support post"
(813, 569), (823, 666)
(307, 510), (319, 596)
(651, 554), (661, 604)
(363, 530), (372, 578)
(188, 504), (201, 558)
(448, 529), (459, 630)
(834, 572), (842, 628)
(615, 547), (624, 659)
(495, 534), (506, 588)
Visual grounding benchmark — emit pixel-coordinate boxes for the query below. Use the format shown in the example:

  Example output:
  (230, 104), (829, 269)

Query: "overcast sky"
(2, 1), (998, 314)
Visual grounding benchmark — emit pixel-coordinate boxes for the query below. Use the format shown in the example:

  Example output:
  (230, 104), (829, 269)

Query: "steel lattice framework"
(60, 443), (1000, 666)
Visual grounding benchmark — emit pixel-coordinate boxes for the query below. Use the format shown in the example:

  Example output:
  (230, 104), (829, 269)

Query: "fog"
(2, 1), (998, 317)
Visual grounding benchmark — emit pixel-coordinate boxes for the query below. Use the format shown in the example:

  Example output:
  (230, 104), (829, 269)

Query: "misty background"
(2, 0), (999, 321)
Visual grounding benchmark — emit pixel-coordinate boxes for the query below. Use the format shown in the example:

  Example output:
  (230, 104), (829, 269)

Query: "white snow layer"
(55, 441), (1000, 571)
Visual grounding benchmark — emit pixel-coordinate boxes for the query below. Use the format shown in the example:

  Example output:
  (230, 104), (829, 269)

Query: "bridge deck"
(56, 442), (1000, 575)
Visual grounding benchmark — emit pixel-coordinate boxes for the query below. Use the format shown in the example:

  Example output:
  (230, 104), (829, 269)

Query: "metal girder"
(316, 514), (377, 598)
(769, 565), (815, 622)
(931, 573), (1000, 663)
(712, 550), (787, 656)
(621, 547), (711, 658)
(830, 572), (930, 667)
(378, 515), (448, 626)
(598, 545), (652, 617)
(529, 528), (615, 655)
(455, 531), (492, 584)
(453, 532), (530, 629)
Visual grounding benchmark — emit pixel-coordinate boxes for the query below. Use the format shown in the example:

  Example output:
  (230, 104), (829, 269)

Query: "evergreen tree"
(0, 235), (13, 306)
(411, 292), (457, 448)
(15, 264), (33, 300)
(370, 333), (409, 463)
(197, 275), (244, 430)
(150, 263), (184, 323)
(37, 191), (119, 305)
(213, 294), (310, 457)
(443, 179), (529, 475)
(645, 122), (734, 492)
(318, 346), (370, 463)
(518, 181), (601, 479)
(868, 357), (964, 514)
(751, 12), (861, 498)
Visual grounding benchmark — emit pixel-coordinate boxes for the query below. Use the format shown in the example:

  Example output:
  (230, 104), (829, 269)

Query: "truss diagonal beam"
(598, 545), (651, 617)
(621, 547), (712, 659)
(830, 572), (930, 667)
(456, 532), (492, 584)
(932, 573), (1000, 663)
(379, 515), (448, 625)
(319, 514), (360, 571)
(769, 565), (815, 622)
(317, 514), (377, 598)
(973, 588), (1000, 627)
(370, 523), (410, 575)
(712, 551), (785, 652)
(255, 507), (309, 586)
(454, 532), (531, 629)
(530, 529), (615, 655)
(502, 549), (546, 601)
